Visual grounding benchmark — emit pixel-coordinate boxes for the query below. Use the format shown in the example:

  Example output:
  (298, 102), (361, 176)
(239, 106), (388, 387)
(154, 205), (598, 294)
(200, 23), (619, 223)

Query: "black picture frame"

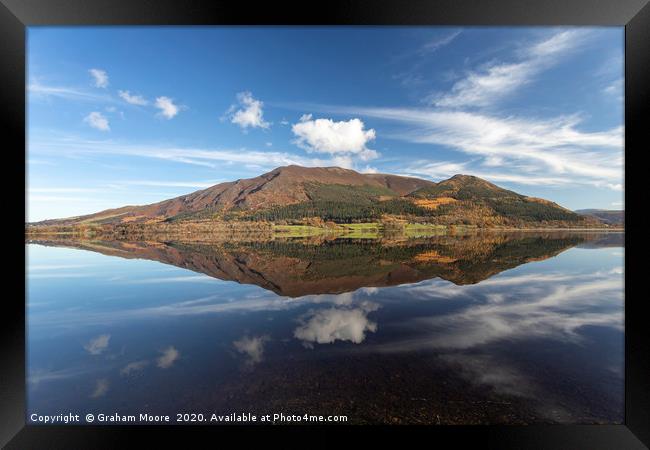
(2, 0), (647, 447)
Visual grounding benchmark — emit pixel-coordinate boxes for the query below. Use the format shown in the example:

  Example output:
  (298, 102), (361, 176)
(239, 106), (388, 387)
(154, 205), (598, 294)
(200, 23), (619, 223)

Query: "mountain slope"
(405, 174), (586, 226)
(30, 165), (605, 228)
(576, 209), (624, 225)
(409, 174), (521, 200)
(33, 166), (435, 225)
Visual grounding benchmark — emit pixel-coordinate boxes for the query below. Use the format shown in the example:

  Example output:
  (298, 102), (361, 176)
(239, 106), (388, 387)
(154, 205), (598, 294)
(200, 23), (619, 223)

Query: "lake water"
(26, 232), (624, 424)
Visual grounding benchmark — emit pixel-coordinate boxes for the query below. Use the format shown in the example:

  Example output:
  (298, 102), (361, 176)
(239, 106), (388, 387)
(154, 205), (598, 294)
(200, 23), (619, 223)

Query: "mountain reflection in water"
(26, 232), (624, 424)
(27, 232), (618, 296)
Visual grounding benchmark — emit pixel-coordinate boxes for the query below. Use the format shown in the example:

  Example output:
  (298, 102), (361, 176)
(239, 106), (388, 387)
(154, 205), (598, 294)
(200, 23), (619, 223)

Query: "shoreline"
(25, 222), (624, 241)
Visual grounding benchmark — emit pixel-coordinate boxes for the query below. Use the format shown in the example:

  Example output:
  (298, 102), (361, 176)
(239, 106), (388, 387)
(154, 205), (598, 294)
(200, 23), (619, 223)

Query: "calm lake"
(26, 232), (624, 424)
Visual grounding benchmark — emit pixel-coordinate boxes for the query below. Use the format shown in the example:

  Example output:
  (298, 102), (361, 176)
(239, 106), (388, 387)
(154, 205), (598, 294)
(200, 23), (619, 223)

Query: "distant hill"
(30, 165), (607, 228)
(575, 209), (624, 226)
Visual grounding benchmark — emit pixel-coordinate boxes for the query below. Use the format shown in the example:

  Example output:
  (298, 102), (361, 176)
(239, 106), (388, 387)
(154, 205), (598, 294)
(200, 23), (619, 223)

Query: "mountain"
(575, 209), (624, 226)
(30, 165), (606, 228)
(33, 165), (434, 226)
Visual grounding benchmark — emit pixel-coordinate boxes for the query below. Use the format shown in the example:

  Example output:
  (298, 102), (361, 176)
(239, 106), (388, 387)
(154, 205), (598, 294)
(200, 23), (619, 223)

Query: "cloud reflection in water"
(233, 335), (270, 365)
(294, 301), (379, 346)
(372, 270), (623, 353)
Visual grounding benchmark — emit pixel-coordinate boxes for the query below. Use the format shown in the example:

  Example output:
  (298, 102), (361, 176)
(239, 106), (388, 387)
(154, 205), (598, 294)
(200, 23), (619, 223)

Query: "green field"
(272, 222), (456, 239)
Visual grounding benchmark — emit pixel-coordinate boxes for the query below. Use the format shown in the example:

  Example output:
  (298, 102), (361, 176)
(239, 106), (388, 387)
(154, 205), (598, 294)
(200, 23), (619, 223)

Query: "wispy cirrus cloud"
(28, 134), (360, 171)
(28, 81), (115, 103)
(29, 77), (183, 123)
(392, 29), (462, 87)
(29, 187), (104, 194)
(419, 30), (463, 55)
(117, 180), (220, 189)
(603, 78), (623, 103)
(27, 180), (228, 222)
(271, 29), (620, 192)
(290, 102), (622, 190)
(28, 181), (219, 201)
(429, 30), (591, 108)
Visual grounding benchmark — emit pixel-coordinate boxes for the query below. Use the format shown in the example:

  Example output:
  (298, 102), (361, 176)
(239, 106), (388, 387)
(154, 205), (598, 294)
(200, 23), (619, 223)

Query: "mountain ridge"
(575, 209), (624, 226)
(29, 165), (609, 228)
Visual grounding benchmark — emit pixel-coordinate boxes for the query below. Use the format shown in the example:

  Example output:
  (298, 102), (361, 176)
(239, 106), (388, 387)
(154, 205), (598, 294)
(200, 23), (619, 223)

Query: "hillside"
(404, 174), (591, 227)
(33, 166), (434, 226)
(576, 209), (624, 226)
(29, 165), (608, 229)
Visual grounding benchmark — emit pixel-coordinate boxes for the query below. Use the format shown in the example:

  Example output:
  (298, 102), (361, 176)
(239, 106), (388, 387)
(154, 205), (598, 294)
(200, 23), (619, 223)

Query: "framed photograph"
(3, 0), (648, 447)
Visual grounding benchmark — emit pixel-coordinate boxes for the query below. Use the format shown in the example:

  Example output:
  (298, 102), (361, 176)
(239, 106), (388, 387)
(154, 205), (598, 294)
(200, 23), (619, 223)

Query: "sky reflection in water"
(26, 234), (624, 424)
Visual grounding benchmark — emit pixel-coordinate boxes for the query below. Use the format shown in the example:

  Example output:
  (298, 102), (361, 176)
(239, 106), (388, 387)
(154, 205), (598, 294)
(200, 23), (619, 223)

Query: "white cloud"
(84, 334), (110, 355)
(292, 114), (378, 162)
(89, 69), (109, 88)
(233, 335), (269, 365)
(294, 302), (379, 345)
(227, 91), (270, 130)
(155, 96), (180, 119)
(118, 90), (148, 105)
(430, 30), (590, 108)
(83, 111), (110, 131)
(157, 346), (179, 368)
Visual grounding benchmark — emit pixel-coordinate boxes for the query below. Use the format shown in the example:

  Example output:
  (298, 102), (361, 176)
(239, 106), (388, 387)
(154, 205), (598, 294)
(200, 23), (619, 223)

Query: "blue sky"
(27, 27), (624, 221)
